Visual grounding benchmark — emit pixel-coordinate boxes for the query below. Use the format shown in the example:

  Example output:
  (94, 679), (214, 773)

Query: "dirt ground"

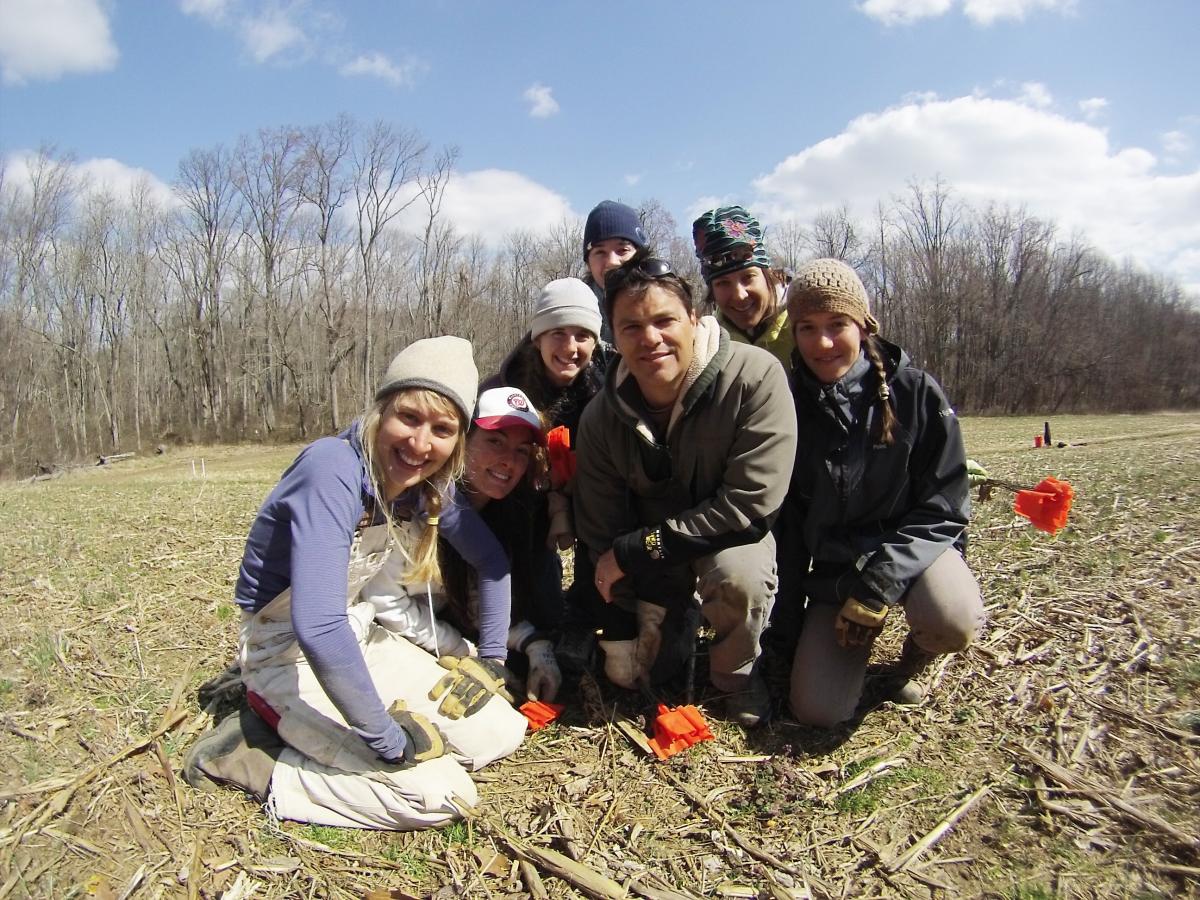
(1, 413), (1198, 899)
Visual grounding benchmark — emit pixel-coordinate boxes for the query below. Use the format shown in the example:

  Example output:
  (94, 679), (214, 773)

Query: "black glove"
(386, 701), (447, 767)
(428, 656), (516, 719)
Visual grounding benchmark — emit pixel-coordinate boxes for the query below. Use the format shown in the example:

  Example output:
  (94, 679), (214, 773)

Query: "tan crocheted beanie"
(785, 258), (880, 334)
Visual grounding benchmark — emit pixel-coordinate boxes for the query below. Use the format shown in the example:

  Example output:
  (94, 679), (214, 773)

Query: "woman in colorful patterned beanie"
(692, 206), (792, 365)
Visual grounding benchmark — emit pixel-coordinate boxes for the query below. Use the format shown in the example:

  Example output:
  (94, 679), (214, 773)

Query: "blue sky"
(2, 0), (1198, 292)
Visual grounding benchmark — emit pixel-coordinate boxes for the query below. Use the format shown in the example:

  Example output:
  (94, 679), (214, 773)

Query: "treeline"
(2, 118), (1198, 476)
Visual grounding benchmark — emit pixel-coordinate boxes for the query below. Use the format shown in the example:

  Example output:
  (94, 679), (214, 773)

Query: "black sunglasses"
(603, 256), (675, 298)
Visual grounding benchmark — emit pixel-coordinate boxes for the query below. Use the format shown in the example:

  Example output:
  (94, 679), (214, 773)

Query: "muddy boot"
(197, 662), (245, 711)
(877, 635), (937, 706)
(184, 704), (283, 800)
(723, 673), (772, 729)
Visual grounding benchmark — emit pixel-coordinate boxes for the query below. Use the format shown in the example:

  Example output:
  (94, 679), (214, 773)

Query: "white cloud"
(1079, 97), (1108, 120)
(860, 0), (1075, 26)
(179, 0), (231, 23)
(4, 152), (177, 210)
(858, 0), (953, 26)
(1162, 130), (1192, 158)
(751, 93), (1200, 294)
(962, 0), (1076, 25)
(0, 0), (118, 85)
(433, 170), (573, 242)
(624, 174), (642, 187)
(523, 83), (560, 119)
(1018, 81), (1052, 108)
(74, 158), (178, 208)
(339, 52), (424, 88)
(241, 8), (307, 63)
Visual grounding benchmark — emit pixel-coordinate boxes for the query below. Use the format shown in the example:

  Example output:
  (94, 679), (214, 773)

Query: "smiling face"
(533, 326), (597, 387)
(374, 392), (462, 500)
(465, 425), (536, 507)
(587, 238), (639, 288)
(792, 311), (865, 384)
(612, 283), (697, 408)
(710, 265), (775, 333)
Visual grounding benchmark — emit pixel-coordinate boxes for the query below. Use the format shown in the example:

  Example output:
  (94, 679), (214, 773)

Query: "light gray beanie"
(530, 278), (602, 341)
(374, 336), (478, 422)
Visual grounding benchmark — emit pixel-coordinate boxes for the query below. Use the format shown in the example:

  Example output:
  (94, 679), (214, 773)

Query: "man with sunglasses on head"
(573, 251), (797, 727)
(692, 206), (793, 366)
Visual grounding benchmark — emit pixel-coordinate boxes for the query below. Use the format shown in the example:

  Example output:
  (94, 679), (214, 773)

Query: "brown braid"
(862, 336), (897, 446)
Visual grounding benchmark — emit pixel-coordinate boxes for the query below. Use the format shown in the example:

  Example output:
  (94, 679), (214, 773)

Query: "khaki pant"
(240, 522), (527, 830)
(789, 549), (985, 727)
(609, 534), (777, 691)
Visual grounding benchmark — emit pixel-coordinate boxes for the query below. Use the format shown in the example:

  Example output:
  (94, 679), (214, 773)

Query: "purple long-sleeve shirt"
(234, 424), (511, 762)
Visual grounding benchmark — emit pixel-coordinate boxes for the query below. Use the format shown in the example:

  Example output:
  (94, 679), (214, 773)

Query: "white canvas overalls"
(239, 519), (527, 829)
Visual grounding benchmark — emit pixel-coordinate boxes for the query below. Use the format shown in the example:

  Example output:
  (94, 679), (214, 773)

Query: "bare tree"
(352, 121), (427, 406)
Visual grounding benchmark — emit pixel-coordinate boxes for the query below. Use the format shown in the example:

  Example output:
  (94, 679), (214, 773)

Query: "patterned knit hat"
(692, 206), (773, 282)
(375, 336), (479, 422)
(785, 258), (880, 334)
(583, 201), (648, 262)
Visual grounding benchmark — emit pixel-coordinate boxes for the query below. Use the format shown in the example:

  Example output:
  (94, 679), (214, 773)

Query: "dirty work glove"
(835, 596), (889, 649)
(386, 701), (447, 767)
(634, 601), (668, 685)
(428, 656), (516, 719)
(966, 458), (990, 487)
(524, 640), (562, 703)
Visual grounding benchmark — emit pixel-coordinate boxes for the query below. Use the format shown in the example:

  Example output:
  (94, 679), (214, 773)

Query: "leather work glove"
(834, 596), (889, 649)
(387, 701), (447, 767)
(524, 640), (562, 703)
(634, 601), (668, 685)
(428, 656), (516, 719)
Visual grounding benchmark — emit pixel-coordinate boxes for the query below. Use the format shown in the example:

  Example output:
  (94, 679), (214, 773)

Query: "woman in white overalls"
(184, 337), (527, 830)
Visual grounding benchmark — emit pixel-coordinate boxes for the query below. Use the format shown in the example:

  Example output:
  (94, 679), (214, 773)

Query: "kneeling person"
(574, 253), (797, 726)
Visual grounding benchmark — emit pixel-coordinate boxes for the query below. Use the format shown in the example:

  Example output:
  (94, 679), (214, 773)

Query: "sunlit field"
(1, 413), (1197, 898)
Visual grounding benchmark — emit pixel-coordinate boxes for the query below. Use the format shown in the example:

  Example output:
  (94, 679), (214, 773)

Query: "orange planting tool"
(519, 700), (565, 731)
(647, 704), (714, 760)
(545, 425), (577, 489)
(1013, 476), (1074, 535)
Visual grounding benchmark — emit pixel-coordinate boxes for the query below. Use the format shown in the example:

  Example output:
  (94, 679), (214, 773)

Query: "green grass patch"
(833, 764), (951, 815)
(381, 844), (431, 878)
(296, 824), (360, 850)
(439, 820), (471, 846)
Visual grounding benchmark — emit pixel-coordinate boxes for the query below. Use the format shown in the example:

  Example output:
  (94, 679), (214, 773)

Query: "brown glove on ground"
(835, 596), (889, 648)
(387, 701), (447, 766)
(428, 656), (516, 719)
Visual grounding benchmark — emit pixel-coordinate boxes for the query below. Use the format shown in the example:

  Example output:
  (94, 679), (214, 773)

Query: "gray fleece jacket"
(574, 318), (797, 575)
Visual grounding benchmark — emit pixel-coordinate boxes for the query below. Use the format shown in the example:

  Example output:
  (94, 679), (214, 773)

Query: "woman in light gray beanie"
(481, 278), (612, 675)
(184, 335), (527, 832)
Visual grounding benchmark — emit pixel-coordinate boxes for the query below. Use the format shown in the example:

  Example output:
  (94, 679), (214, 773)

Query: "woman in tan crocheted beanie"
(782, 259), (986, 728)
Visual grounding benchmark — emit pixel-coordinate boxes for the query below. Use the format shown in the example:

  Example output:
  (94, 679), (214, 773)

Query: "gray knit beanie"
(786, 259), (880, 334)
(530, 278), (602, 341)
(374, 336), (478, 422)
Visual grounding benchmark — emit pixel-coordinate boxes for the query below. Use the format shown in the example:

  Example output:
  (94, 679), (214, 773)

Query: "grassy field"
(1, 413), (1198, 898)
